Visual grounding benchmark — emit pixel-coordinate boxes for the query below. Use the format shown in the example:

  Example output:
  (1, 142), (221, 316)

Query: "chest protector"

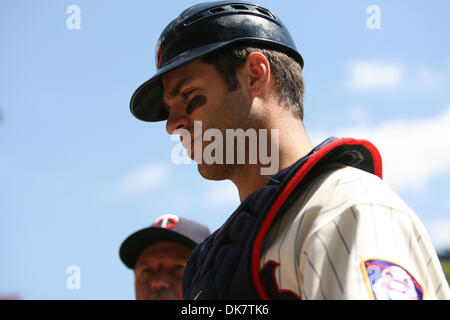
(182, 137), (383, 299)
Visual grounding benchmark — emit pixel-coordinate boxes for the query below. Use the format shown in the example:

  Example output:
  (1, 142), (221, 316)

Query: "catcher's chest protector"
(182, 137), (382, 300)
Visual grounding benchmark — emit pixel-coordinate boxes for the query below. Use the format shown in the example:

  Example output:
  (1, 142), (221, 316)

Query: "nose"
(165, 110), (191, 135)
(150, 275), (170, 292)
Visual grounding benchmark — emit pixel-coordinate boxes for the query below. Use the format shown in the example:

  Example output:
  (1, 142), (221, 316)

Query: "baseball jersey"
(260, 163), (450, 300)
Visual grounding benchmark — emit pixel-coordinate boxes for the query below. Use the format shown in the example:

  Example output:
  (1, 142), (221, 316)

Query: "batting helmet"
(130, 1), (304, 122)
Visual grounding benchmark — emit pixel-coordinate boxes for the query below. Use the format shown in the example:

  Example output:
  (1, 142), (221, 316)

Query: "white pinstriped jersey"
(260, 163), (450, 300)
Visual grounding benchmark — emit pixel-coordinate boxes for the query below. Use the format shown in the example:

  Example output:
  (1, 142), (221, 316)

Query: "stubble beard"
(196, 88), (256, 182)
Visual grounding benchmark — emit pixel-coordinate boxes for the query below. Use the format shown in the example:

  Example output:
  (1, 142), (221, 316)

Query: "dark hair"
(200, 44), (305, 120)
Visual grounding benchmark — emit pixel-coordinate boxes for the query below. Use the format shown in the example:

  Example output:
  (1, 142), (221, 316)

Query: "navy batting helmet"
(130, 1), (304, 122)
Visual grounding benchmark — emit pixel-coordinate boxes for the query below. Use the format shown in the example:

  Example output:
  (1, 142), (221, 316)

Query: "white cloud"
(313, 105), (450, 192)
(346, 60), (449, 92)
(346, 60), (405, 90)
(116, 162), (170, 196)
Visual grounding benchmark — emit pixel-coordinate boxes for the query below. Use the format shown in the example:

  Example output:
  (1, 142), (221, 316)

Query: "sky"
(0, 0), (449, 299)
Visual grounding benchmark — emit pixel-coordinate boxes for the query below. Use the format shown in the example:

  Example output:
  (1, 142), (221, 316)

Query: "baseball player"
(129, 1), (450, 299)
(119, 214), (210, 300)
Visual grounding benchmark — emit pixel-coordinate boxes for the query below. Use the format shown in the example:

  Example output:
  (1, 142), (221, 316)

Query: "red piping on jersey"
(251, 138), (383, 299)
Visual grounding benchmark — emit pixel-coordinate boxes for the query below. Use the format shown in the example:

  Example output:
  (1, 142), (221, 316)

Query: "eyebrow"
(168, 76), (194, 98)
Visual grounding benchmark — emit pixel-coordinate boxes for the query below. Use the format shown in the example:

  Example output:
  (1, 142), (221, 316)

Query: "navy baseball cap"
(119, 214), (211, 269)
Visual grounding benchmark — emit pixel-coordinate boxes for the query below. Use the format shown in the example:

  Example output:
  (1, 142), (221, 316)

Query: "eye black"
(186, 95), (207, 115)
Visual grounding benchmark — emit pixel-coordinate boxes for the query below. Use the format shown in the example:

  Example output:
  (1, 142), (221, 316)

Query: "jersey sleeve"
(298, 201), (450, 300)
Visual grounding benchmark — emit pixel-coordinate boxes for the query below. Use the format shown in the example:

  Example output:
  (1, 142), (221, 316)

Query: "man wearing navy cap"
(119, 214), (210, 300)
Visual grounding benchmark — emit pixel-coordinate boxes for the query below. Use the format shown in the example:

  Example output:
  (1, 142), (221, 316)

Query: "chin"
(197, 163), (232, 181)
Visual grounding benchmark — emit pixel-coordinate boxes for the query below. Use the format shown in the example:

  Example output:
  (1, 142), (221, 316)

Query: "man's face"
(162, 60), (258, 181)
(134, 241), (191, 300)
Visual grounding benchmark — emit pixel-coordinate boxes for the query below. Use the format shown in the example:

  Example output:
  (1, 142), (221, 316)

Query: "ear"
(242, 51), (271, 98)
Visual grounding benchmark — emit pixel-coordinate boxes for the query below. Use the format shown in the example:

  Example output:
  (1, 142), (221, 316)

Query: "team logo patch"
(361, 259), (424, 300)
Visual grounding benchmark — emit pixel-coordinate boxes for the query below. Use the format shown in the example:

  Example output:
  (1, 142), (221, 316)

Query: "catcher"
(129, 1), (449, 300)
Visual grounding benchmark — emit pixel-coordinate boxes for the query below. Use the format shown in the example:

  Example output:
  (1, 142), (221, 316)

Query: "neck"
(231, 120), (313, 202)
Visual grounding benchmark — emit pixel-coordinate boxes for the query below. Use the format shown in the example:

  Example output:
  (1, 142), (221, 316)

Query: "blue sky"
(1, 0), (449, 299)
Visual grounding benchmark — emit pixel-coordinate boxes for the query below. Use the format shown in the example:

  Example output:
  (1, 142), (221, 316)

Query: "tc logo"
(152, 214), (179, 229)
(156, 46), (163, 70)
